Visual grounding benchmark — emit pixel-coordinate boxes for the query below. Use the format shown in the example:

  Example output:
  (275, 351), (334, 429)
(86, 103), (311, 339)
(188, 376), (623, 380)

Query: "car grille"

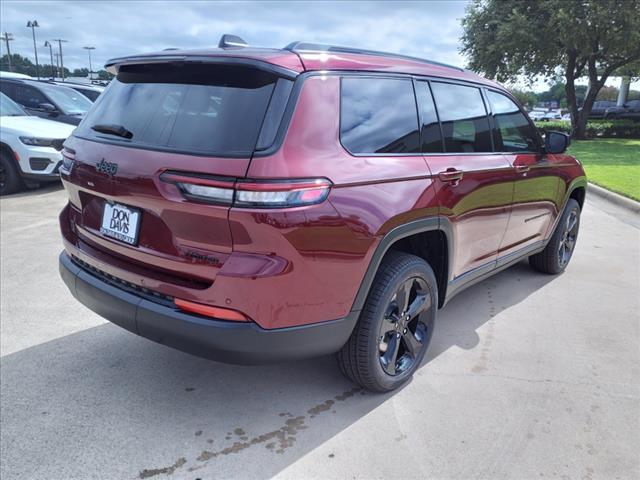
(71, 255), (174, 307)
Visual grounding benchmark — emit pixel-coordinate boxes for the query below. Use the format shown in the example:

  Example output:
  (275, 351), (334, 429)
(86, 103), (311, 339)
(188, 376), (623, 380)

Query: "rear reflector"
(174, 298), (249, 321)
(160, 171), (332, 208)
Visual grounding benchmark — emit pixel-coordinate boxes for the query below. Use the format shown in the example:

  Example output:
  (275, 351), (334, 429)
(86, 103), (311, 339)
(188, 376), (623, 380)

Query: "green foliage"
(461, 0), (640, 138)
(568, 139), (640, 200)
(96, 69), (114, 80)
(71, 68), (89, 77)
(0, 54), (70, 78)
(535, 120), (640, 139)
(508, 88), (537, 108)
(462, 0), (640, 82)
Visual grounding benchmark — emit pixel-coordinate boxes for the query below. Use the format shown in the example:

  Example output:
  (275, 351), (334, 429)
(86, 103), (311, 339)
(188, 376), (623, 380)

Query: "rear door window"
(75, 63), (283, 157)
(340, 77), (420, 154)
(486, 90), (540, 152)
(431, 82), (493, 153)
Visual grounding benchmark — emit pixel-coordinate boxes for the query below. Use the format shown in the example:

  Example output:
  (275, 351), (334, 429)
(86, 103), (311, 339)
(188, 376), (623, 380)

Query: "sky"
(0, 0), (635, 92)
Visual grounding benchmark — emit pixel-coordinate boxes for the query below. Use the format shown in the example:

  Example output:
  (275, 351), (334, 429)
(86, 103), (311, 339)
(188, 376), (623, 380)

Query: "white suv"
(0, 93), (75, 195)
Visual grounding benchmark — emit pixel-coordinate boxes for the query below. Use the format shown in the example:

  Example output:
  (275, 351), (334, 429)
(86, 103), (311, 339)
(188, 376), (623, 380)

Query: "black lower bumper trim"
(59, 252), (357, 364)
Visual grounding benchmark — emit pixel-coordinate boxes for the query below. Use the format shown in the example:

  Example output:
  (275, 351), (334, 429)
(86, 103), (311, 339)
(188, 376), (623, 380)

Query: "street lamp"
(52, 39), (67, 81)
(26, 20), (40, 80)
(83, 46), (95, 80)
(44, 41), (55, 79)
(54, 52), (60, 78)
(1, 32), (14, 72)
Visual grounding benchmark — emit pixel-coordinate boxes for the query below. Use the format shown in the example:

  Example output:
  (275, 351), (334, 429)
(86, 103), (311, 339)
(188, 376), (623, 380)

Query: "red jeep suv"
(59, 36), (586, 392)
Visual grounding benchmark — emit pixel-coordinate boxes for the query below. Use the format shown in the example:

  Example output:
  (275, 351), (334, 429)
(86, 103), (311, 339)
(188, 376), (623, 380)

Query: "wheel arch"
(350, 217), (453, 313)
(0, 142), (18, 162)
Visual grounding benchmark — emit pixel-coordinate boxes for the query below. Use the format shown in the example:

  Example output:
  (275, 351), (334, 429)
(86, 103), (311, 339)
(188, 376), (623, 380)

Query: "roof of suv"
(105, 41), (502, 89)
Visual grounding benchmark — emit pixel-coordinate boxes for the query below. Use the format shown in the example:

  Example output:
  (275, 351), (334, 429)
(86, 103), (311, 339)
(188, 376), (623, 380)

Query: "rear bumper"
(59, 251), (356, 364)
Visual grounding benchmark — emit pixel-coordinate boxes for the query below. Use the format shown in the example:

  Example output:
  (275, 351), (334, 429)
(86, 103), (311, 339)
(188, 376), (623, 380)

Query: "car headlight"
(19, 137), (56, 147)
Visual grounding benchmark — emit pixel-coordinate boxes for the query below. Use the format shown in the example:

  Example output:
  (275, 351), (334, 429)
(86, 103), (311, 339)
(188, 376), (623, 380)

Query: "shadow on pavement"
(0, 260), (557, 479)
(1, 181), (63, 200)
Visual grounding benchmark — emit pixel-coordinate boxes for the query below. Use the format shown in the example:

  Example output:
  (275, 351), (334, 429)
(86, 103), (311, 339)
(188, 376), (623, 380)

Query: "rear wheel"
(337, 251), (437, 392)
(0, 150), (22, 196)
(529, 198), (581, 274)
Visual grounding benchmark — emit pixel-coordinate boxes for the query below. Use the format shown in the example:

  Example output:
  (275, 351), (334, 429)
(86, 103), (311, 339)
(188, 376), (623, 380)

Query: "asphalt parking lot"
(1, 184), (639, 480)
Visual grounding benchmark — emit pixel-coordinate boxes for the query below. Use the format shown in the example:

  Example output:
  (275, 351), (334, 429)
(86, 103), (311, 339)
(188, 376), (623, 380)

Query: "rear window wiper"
(91, 123), (133, 139)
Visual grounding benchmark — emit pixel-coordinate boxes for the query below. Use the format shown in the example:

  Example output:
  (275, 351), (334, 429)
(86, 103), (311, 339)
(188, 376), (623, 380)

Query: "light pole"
(1, 32), (14, 72)
(52, 38), (67, 81)
(44, 41), (55, 79)
(26, 20), (40, 79)
(54, 52), (60, 78)
(83, 46), (95, 80)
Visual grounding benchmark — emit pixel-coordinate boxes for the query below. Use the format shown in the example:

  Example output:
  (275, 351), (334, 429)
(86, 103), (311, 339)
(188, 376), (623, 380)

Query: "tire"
(337, 251), (438, 392)
(0, 150), (22, 196)
(529, 198), (581, 274)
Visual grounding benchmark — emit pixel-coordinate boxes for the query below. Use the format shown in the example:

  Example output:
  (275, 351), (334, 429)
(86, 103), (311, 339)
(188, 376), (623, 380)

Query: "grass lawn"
(568, 138), (640, 201)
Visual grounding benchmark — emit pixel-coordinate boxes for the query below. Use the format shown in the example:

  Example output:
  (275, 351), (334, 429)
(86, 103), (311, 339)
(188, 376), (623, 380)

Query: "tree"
(461, 0), (640, 138)
(71, 68), (89, 77)
(96, 69), (114, 81)
(0, 54), (70, 78)
(508, 88), (537, 108)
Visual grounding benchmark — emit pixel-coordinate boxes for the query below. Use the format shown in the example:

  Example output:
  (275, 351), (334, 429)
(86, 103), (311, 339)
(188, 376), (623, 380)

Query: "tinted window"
(15, 85), (48, 109)
(487, 90), (540, 152)
(415, 81), (443, 153)
(340, 77), (420, 154)
(36, 83), (92, 114)
(76, 63), (281, 156)
(431, 82), (493, 153)
(73, 87), (101, 102)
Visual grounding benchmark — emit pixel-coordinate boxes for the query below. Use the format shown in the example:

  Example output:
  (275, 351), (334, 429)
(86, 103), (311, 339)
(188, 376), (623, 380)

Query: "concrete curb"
(588, 183), (640, 214)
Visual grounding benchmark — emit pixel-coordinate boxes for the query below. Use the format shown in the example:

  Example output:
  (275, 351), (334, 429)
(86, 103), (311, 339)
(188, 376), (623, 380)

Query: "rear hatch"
(61, 60), (295, 293)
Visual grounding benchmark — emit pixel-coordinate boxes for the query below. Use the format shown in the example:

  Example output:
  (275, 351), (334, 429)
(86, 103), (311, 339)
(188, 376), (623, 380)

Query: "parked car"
(0, 78), (92, 125)
(58, 36), (586, 392)
(0, 71), (32, 79)
(528, 110), (546, 121)
(0, 93), (74, 195)
(541, 111), (562, 121)
(42, 80), (104, 102)
(603, 100), (640, 121)
(561, 113), (571, 121)
(586, 100), (616, 119)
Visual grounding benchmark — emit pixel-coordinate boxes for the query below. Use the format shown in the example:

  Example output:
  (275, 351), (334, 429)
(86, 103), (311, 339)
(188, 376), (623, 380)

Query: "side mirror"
(545, 131), (570, 154)
(39, 102), (57, 113)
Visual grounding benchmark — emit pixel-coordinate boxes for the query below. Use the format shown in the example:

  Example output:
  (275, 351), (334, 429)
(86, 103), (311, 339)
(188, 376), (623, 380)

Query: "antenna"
(218, 34), (248, 49)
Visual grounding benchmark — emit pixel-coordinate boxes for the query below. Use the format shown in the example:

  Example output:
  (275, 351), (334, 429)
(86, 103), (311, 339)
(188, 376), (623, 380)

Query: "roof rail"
(219, 34), (248, 49)
(283, 41), (464, 72)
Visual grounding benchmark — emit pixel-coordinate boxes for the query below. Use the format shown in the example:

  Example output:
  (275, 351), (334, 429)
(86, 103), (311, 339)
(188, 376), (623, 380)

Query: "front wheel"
(0, 150), (22, 196)
(529, 198), (581, 274)
(337, 251), (437, 392)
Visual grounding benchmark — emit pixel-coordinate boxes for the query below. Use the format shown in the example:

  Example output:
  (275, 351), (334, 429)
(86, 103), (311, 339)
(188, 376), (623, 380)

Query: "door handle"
(515, 165), (530, 173)
(438, 168), (464, 183)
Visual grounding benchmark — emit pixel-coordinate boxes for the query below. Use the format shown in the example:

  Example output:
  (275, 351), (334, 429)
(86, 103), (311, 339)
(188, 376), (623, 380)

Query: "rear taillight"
(160, 171), (332, 208)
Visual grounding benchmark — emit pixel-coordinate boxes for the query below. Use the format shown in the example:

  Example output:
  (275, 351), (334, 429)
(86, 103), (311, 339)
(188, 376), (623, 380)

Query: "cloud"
(0, 0), (469, 71)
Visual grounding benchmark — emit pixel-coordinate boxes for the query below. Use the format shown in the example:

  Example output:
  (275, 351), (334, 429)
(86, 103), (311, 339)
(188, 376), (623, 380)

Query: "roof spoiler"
(218, 34), (248, 49)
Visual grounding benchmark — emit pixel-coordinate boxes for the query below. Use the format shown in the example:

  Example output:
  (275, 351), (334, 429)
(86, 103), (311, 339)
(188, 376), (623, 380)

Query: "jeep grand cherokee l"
(58, 36), (586, 392)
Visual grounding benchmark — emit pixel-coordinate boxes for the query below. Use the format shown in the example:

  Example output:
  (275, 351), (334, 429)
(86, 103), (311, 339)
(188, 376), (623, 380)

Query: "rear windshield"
(75, 63), (282, 156)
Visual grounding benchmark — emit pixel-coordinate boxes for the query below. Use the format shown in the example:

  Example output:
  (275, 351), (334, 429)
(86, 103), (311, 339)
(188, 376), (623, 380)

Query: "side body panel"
(240, 75), (439, 328)
(427, 154), (513, 279)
